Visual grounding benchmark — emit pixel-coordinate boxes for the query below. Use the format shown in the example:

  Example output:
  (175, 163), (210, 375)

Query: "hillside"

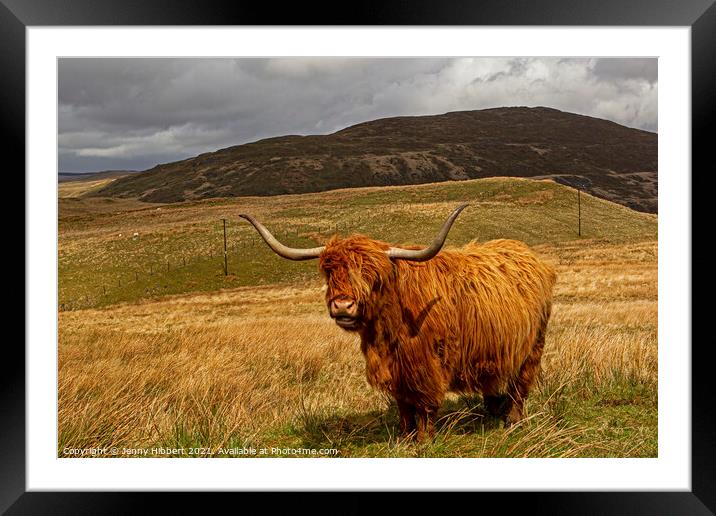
(90, 107), (658, 213)
(60, 177), (657, 310)
(58, 169), (139, 183)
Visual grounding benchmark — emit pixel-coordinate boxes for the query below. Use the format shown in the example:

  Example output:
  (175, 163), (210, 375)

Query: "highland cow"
(240, 205), (556, 441)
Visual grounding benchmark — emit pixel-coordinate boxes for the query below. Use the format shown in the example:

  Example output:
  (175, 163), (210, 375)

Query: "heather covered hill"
(92, 107), (657, 212)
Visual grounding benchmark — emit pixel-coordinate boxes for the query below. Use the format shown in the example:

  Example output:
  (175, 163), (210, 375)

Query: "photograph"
(2, 0), (709, 505)
(57, 56), (659, 459)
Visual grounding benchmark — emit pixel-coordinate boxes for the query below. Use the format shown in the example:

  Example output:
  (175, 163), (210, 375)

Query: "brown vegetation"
(90, 107), (657, 212)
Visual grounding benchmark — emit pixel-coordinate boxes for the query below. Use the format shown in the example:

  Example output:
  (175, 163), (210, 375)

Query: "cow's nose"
(330, 298), (357, 317)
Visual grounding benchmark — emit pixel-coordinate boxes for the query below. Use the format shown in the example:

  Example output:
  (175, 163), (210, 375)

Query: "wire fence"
(58, 192), (586, 312)
(58, 219), (348, 311)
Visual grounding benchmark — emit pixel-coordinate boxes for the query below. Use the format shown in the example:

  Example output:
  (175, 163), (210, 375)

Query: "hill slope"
(61, 177), (657, 310)
(92, 106), (658, 212)
(59, 170), (139, 183)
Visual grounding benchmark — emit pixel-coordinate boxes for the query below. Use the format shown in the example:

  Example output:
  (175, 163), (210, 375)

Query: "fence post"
(578, 188), (581, 237)
(222, 219), (228, 276)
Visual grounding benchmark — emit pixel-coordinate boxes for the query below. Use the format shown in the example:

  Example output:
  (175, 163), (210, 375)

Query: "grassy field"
(58, 177), (120, 198)
(58, 177), (656, 309)
(58, 177), (657, 457)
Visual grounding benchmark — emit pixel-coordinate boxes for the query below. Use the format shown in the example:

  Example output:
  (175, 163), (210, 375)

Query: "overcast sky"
(58, 57), (657, 173)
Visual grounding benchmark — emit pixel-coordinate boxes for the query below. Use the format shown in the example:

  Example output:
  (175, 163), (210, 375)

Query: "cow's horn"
(239, 214), (324, 260)
(387, 204), (468, 262)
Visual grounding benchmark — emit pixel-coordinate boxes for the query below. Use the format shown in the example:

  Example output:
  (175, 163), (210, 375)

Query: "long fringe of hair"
(319, 236), (556, 408)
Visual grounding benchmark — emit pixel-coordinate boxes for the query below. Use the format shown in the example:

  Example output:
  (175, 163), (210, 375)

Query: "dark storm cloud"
(58, 57), (657, 173)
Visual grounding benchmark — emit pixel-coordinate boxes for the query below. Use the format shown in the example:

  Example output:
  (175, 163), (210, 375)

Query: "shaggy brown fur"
(319, 235), (556, 440)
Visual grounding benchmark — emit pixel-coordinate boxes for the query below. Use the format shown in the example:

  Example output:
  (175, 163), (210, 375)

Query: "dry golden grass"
(58, 239), (657, 458)
(58, 178), (119, 198)
(58, 178), (657, 457)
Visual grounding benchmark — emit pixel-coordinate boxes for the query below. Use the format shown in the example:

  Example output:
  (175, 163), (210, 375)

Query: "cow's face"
(319, 236), (392, 331)
(239, 205), (467, 331)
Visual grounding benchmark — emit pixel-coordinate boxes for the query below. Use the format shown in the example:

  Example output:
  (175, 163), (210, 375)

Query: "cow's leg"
(397, 399), (416, 438)
(505, 322), (547, 426)
(481, 374), (511, 418)
(484, 393), (510, 417)
(415, 404), (439, 442)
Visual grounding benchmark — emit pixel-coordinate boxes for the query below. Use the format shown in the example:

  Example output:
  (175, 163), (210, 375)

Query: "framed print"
(7, 0), (714, 513)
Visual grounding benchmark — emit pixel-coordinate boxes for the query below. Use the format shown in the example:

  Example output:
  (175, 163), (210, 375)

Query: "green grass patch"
(59, 177), (656, 310)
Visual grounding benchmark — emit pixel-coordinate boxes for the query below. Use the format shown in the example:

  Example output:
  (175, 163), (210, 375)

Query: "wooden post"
(222, 219), (228, 276)
(578, 188), (581, 237)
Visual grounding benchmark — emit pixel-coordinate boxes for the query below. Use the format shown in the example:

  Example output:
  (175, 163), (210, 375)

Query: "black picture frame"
(7, 0), (713, 513)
